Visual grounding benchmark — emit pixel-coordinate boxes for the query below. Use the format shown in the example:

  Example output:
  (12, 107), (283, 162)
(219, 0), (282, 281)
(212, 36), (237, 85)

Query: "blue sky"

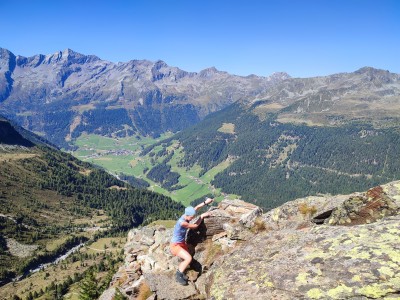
(1, 0), (399, 78)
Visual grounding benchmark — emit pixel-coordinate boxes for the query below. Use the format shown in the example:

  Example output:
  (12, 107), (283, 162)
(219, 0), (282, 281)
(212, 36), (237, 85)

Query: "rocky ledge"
(102, 181), (400, 299)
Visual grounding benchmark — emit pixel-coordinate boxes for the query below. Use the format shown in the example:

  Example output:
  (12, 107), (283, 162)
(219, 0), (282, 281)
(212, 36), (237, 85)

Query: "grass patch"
(147, 220), (176, 228)
(298, 203), (317, 217)
(84, 237), (125, 255)
(217, 122), (235, 134)
(137, 282), (152, 300)
(0, 153), (38, 162)
(45, 236), (70, 252)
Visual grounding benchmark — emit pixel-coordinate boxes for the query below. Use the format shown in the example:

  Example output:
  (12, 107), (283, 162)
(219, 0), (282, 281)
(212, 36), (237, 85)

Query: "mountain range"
(0, 48), (289, 148)
(2, 47), (399, 150)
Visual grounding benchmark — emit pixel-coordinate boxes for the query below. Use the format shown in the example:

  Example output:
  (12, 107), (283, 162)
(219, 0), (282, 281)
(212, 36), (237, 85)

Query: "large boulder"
(326, 185), (399, 226)
(206, 181), (400, 299)
(187, 199), (263, 244)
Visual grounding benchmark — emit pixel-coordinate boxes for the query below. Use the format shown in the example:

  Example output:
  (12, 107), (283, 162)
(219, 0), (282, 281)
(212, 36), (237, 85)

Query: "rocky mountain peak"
(355, 66), (387, 74)
(152, 59), (168, 70)
(267, 71), (291, 81)
(198, 66), (221, 78)
(354, 66), (397, 84)
(42, 49), (100, 66)
(0, 48), (15, 60)
(11, 48), (100, 69)
(0, 48), (16, 71)
(150, 59), (190, 82)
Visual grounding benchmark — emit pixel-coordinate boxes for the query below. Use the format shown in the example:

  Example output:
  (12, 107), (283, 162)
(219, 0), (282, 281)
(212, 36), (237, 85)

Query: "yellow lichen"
(388, 228), (400, 234)
(296, 272), (308, 284)
(387, 250), (400, 263)
(348, 248), (371, 260)
(307, 288), (324, 299)
(271, 209), (281, 222)
(381, 233), (399, 241)
(392, 182), (400, 191)
(327, 284), (353, 298)
(210, 269), (229, 300)
(372, 249), (383, 256)
(379, 266), (395, 277)
(352, 275), (362, 282)
(260, 273), (268, 280)
(263, 280), (274, 288)
(305, 250), (330, 260)
(357, 284), (392, 298)
(259, 273), (275, 288)
(389, 277), (400, 288)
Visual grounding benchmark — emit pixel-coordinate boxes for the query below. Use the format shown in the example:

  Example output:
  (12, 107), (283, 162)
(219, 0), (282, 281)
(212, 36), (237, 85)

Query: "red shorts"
(170, 242), (189, 256)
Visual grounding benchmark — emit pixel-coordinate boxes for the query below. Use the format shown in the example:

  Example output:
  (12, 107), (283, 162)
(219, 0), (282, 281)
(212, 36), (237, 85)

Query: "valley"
(71, 133), (239, 207)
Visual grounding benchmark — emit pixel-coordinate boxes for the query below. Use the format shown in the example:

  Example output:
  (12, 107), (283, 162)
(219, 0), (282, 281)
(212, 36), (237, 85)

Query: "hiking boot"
(176, 270), (188, 286)
(180, 271), (188, 280)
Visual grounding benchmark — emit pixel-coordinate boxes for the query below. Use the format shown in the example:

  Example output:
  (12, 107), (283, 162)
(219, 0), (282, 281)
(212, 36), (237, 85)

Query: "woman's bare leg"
(176, 248), (192, 273)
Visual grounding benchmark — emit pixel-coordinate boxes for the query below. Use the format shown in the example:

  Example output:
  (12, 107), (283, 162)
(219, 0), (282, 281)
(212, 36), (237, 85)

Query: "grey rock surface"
(105, 181), (400, 299)
(207, 181), (400, 300)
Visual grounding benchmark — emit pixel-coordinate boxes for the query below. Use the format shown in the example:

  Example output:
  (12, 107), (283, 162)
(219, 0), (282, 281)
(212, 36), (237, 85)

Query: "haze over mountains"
(1, 47), (399, 150)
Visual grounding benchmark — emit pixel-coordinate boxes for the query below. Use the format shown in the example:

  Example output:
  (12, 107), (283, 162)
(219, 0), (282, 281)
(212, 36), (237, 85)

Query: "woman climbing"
(170, 197), (214, 285)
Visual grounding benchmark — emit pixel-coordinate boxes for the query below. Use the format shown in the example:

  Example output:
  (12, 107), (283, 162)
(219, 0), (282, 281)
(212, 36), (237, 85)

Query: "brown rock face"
(326, 185), (399, 226)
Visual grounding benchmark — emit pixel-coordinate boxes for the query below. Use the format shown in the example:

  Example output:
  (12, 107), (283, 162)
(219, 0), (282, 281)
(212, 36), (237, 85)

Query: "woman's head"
(184, 206), (196, 220)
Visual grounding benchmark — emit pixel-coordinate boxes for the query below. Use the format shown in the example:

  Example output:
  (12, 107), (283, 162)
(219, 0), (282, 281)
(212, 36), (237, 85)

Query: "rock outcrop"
(103, 200), (262, 299)
(103, 181), (400, 299)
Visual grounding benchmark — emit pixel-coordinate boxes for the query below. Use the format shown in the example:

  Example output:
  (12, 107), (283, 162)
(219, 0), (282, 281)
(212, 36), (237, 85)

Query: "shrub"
(298, 203), (317, 217)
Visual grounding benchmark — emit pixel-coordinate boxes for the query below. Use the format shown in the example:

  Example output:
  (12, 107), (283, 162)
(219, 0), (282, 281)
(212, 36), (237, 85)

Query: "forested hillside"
(0, 119), (183, 284)
(148, 103), (400, 209)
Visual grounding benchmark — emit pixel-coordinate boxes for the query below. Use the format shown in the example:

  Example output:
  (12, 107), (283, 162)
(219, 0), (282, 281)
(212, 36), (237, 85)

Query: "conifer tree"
(79, 270), (100, 300)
